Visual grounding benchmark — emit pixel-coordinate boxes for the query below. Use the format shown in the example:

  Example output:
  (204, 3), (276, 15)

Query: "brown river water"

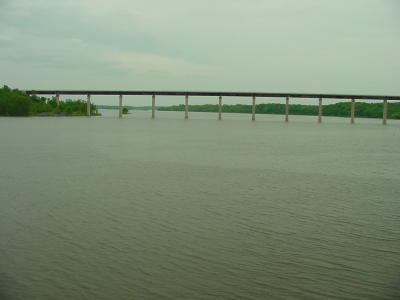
(1, 110), (399, 299)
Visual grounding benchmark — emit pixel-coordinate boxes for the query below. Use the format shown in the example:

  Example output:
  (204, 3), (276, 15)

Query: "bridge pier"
(350, 99), (355, 124)
(87, 94), (91, 117)
(22, 90), (400, 125)
(185, 95), (189, 119)
(118, 94), (123, 118)
(285, 96), (289, 122)
(252, 96), (256, 121)
(318, 98), (322, 123)
(218, 96), (222, 120)
(383, 99), (388, 125)
(152, 95), (155, 119)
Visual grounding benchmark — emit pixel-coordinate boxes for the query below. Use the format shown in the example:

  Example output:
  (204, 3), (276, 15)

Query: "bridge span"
(24, 90), (400, 125)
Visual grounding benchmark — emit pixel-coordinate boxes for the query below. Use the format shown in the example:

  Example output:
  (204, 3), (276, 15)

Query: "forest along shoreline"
(0, 86), (100, 117)
(158, 102), (400, 119)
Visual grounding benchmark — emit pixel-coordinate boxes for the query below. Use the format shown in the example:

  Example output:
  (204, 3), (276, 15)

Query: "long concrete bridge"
(24, 90), (400, 125)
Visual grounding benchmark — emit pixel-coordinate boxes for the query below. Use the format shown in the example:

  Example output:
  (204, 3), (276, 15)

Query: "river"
(0, 110), (399, 299)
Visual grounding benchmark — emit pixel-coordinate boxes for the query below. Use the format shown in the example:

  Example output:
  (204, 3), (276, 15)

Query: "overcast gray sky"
(0, 0), (399, 105)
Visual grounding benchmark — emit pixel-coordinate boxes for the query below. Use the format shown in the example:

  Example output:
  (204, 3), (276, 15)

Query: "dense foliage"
(158, 102), (400, 119)
(0, 86), (100, 116)
(97, 105), (153, 110)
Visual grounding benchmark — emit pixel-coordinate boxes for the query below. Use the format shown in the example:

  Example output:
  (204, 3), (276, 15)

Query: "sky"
(0, 0), (399, 106)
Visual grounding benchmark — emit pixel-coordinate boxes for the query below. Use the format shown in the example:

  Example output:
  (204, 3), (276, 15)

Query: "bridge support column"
(56, 93), (60, 106)
(185, 95), (189, 119)
(218, 96), (222, 120)
(118, 94), (123, 118)
(252, 96), (256, 121)
(87, 94), (91, 117)
(350, 99), (355, 124)
(285, 96), (289, 122)
(383, 99), (388, 125)
(318, 98), (322, 123)
(152, 95), (155, 119)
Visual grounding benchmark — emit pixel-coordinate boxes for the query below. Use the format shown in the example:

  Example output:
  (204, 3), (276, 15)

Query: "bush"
(390, 112), (400, 119)
(0, 86), (31, 116)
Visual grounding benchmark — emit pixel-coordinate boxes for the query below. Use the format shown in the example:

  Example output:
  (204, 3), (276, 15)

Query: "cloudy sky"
(0, 0), (399, 105)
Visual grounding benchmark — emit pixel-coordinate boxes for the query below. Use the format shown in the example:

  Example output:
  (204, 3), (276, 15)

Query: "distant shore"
(157, 103), (400, 119)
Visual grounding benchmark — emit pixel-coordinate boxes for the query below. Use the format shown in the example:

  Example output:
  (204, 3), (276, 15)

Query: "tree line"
(158, 102), (400, 119)
(0, 86), (100, 116)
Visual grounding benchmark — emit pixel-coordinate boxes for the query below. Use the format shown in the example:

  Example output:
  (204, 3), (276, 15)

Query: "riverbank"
(0, 85), (100, 116)
(158, 102), (400, 119)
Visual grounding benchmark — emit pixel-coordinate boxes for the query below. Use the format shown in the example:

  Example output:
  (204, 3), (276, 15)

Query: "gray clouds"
(0, 0), (399, 105)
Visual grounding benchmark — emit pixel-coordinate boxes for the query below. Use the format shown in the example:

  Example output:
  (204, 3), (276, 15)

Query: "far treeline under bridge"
(24, 90), (400, 125)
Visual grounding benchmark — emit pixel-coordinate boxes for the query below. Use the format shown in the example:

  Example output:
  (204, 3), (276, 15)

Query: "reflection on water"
(0, 111), (399, 299)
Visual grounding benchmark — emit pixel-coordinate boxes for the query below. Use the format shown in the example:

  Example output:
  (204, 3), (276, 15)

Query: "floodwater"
(1, 110), (399, 300)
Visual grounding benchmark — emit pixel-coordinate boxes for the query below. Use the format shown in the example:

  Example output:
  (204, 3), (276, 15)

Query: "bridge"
(24, 90), (400, 125)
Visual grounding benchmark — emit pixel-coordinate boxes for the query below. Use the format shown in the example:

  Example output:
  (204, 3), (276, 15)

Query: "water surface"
(1, 111), (399, 299)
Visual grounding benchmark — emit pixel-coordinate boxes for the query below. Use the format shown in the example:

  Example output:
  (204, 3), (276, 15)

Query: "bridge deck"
(24, 90), (400, 101)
